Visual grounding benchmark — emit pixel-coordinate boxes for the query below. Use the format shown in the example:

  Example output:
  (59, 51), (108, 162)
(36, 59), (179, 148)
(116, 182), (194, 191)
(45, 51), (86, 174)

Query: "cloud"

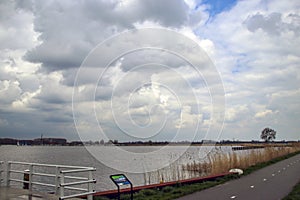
(225, 104), (249, 123)
(0, 118), (8, 127)
(0, 0), (299, 141)
(255, 109), (278, 118)
(74, 62), (214, 141)
(193, 0), (300, 140)
(0, 1), (38, 51)
(245, 12), (300, 36)
(22, 0), (194, 71)
(0, 80), (30, 107)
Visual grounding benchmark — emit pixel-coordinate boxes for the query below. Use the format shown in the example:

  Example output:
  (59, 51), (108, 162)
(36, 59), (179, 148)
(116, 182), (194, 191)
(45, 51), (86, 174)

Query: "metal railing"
(0, 161), (3, 186)
(6, 161), (96, 200)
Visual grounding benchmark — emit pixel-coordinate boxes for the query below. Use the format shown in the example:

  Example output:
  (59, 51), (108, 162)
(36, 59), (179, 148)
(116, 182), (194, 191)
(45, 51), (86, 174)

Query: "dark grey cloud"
(37, 95), (69, 104)
(44, 115), (73, 123)
(245, 12), (300, 36)
(125, 0), (189, 27)
(246, 12), (282, 35)
(0, 108), (77, 139)
(14, 0), (34, 12)
(17, 76), (40, 92)
(22, 0), (190, 71)
(34, 86), (72, 105)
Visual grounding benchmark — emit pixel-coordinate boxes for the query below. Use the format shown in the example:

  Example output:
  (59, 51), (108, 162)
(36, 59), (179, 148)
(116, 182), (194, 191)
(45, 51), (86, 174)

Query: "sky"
(0, 0), (299, 142)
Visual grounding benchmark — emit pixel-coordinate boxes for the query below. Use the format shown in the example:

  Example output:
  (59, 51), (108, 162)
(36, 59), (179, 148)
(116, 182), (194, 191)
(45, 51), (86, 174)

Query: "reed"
(143, 145), (300, 185)
(183, 145), (300, 176)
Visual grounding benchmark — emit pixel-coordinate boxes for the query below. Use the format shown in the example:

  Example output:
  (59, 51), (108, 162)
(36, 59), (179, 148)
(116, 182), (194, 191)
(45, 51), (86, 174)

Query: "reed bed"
(143, 145), (300, 185)
(183, 145), (300, 175)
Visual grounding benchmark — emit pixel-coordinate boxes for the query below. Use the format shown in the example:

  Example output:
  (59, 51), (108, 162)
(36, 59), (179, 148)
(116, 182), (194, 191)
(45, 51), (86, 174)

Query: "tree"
(100, 139), (105, 145)
(261, 127), (276, 142)
(113, 139), (118, 145)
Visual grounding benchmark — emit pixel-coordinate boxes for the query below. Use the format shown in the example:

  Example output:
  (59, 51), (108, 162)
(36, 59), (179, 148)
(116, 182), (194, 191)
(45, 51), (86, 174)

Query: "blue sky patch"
(197, 0), (237, 17)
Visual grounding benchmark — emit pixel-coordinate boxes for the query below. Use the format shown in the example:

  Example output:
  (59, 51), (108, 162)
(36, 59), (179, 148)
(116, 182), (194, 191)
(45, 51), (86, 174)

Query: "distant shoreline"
(1, 141), (299, 147)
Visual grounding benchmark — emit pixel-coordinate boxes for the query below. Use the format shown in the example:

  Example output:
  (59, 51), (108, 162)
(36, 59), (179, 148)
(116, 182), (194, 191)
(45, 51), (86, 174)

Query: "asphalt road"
(176, 153), (300, 200)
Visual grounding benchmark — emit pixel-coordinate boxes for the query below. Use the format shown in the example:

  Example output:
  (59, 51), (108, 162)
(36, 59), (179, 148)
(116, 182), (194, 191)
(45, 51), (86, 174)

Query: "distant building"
(69, 141), (84, 146)
(0, 137), (68, 146)
(33, 138), (67, 145)
(202, 140), (217, 144)
(18, 140), (33, 146)
(0, 138), (17, 145)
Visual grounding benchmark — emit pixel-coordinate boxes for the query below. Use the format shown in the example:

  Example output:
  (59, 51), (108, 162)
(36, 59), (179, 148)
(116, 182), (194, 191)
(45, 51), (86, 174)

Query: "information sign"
(110, 174), (133, 200)
(110, 174), (131, 186)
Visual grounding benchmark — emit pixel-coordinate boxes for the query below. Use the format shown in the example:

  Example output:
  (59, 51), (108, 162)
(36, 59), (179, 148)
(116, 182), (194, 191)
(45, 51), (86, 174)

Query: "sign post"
(110, 174), (133, 200)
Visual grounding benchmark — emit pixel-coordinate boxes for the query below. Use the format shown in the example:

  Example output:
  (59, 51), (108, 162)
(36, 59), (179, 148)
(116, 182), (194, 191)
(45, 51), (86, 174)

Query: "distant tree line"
(1, 129), (299, 147)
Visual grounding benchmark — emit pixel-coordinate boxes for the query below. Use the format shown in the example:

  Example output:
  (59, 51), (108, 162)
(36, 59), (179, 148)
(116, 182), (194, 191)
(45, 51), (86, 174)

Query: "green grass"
(94, 150), (300, 200)
(101, 179), (232, 200)
(283, 181), (300, 200)
(93, 174), (239, 200)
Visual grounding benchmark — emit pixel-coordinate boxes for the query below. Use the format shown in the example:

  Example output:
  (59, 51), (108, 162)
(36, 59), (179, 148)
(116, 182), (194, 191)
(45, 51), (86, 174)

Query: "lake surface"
(0, 145), (232, 191)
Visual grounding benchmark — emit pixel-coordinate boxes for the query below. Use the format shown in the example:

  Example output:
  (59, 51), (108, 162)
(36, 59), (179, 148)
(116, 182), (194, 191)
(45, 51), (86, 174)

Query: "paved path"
(0, 187), (58, 200)
(177, 153), (300, 200)
(0, 187), (81, 200)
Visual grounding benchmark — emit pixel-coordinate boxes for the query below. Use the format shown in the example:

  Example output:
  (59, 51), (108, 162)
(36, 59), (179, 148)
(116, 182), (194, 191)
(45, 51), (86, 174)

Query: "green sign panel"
(110, 174), (131, 186)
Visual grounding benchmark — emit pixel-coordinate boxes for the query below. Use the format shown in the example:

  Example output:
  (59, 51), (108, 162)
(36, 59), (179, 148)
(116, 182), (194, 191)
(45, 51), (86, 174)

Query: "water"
(0, 145), (232, 191)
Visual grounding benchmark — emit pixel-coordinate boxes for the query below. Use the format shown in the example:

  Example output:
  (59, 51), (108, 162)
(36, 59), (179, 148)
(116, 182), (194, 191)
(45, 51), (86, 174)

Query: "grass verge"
(283, 181), (300, 200)
(93, 176), (237, 200)
(94, 150), (300, 200)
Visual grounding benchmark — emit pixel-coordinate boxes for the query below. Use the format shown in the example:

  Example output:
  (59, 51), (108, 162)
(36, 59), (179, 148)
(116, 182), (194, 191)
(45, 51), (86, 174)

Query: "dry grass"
(143, 144), (300, 184)
(183, 145), (300, 176)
